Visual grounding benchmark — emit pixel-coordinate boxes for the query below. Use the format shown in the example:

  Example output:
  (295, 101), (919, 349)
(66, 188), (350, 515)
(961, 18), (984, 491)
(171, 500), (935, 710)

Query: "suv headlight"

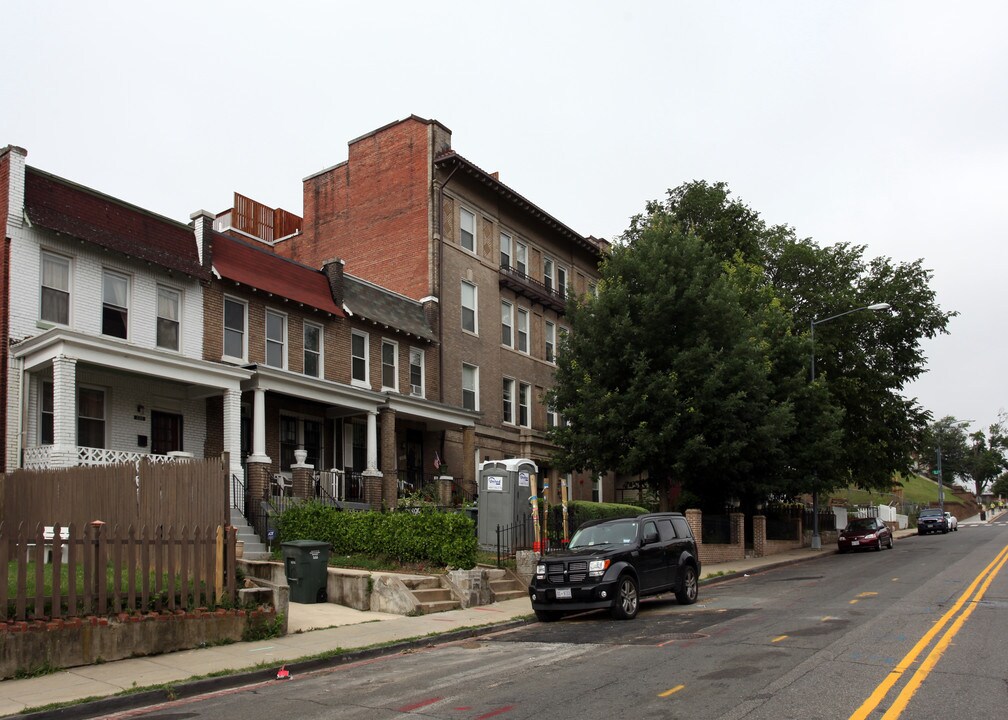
(588, 559), (610, 577)
(535, 564), (546, 579)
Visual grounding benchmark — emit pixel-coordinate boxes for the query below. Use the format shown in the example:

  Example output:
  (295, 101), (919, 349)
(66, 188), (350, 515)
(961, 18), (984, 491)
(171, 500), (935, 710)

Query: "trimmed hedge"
(275, 502), (478, 569)
(543, 500), (648, 544)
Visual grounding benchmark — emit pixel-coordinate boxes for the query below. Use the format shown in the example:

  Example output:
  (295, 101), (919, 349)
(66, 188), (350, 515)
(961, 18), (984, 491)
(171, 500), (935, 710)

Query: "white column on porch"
(248, 387), (270, 463)
(51, 354), (77, 468)
(223, 386), (243, 482)
(363, 409), (380, 476)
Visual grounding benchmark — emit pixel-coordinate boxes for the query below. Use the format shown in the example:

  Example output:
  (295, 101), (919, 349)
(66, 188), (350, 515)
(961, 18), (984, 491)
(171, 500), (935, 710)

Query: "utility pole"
(936, 440), (944, 514)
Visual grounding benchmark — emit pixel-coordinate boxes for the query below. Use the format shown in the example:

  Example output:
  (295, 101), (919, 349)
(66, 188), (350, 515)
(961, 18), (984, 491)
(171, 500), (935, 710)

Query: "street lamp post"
(809, 302), (890, 550)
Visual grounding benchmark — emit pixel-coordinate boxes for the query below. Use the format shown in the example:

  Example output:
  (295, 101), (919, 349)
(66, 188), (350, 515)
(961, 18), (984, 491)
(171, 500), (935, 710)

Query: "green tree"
(918, 416), (972, 479)
(547, 204), (794, 507)
(990, 473), (1008, 499)
(549, 181), (956, 505)
(958, 420), (1008, 500)
(665, 183), (956, 493)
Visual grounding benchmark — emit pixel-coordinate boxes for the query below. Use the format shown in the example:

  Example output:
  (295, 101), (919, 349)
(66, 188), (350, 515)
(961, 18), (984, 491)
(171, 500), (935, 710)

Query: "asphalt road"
(118, 515), (1008, 720)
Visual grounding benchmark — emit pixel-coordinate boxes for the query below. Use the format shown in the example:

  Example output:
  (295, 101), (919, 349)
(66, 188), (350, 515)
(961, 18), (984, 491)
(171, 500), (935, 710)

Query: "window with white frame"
(556, 265), (568, 299)
(77, 386), (106, 449)
(592, 474), (601, 502)
(303, 321), (322, 378)
(40, 380), (54, 445)
(543, 257), (554, 293)
(223, 296), (247, 360)
(519, 382), (531, 427)
(351, 330), (369, 386)
(381, 339), (398, 390)
(461, 280), (477, 333)
(460, 207), (476, 252)
(265, 309), (287, 368)
(517, 308), (529, 354)
(500, 232), (511, 268)
(515, 241), (527, 276)
(40, 251), (70, 325)
(502, 378), (515, 424)
(501, 300), (513, 347)
(409, 347), (424, 396)
(156, 286), (181, 351)
(101, 270), (129, 339)
(462, 363), (479, 411)
(545, 320), (556, 363)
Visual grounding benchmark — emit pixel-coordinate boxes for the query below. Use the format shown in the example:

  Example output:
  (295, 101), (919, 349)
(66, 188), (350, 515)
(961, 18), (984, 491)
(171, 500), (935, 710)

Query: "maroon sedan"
(837, 517), (893, 552)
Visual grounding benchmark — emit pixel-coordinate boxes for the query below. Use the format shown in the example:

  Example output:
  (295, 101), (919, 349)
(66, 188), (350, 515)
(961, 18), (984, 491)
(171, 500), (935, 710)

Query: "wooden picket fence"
(1, 521), (237, 622)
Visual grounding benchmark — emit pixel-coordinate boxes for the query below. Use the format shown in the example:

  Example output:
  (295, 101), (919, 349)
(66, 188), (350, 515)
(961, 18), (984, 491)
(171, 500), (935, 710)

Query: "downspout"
(15, 355), (24, 470)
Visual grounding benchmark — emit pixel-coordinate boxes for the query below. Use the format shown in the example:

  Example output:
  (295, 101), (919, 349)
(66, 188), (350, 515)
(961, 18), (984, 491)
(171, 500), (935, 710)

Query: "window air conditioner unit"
(411, 384), (422, 396)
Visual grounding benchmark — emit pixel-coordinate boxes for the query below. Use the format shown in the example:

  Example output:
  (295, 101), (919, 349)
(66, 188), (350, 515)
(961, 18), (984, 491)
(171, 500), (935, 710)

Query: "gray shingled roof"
(342, 275), (436, 342)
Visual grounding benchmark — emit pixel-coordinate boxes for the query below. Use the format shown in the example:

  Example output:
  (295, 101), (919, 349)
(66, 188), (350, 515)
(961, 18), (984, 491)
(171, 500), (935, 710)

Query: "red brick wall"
(288, 118), (433, 301)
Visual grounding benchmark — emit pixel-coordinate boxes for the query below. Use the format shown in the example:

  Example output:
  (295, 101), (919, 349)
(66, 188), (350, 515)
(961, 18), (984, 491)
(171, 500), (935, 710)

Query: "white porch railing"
(22, 446), (192, 471)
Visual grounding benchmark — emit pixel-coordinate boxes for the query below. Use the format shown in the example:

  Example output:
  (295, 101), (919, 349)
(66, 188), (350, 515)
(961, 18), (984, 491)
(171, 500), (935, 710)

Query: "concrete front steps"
(403, 575), (462, 614)
(230, 508), (271, 561)
(486, 568), (527, 601)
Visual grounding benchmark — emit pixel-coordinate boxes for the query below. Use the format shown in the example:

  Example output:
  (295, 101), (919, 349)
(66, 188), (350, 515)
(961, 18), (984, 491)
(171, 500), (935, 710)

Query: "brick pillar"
(292, 463), (314, 499)
(51, 355), (78, 468)
(753, 515), (767, 558)
(685, 508), (702, 545)
(380, 407), (397, 508)
(730, 512), (745, 547)
(245, 461), (270, 518)
(462, 426), (476, 495)
(364, 473), (383, 510)
(438, 476), (452, 506)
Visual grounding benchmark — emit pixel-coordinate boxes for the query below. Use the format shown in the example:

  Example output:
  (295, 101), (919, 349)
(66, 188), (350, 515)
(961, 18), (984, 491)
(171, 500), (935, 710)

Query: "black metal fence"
(802, 509), (837, 532)
(702, 514), (732, 544)
(495, 515), (533, 567)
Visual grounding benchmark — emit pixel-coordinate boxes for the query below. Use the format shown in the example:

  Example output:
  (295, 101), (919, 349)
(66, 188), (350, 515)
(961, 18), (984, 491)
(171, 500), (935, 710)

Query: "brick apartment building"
(269, 116), (612, 502)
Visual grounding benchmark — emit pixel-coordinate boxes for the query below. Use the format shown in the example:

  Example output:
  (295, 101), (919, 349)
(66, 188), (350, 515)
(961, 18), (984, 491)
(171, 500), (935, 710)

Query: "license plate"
(555, 588), (572, 600)
(851, 540), (860, 546)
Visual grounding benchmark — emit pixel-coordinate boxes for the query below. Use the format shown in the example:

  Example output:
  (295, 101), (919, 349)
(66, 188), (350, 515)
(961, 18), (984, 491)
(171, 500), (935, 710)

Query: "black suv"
(528, 512), (701, 622)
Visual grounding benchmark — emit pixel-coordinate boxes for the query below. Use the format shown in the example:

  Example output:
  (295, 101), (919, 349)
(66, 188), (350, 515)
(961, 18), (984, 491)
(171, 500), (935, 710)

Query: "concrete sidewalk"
(2, 513), (1003, 719)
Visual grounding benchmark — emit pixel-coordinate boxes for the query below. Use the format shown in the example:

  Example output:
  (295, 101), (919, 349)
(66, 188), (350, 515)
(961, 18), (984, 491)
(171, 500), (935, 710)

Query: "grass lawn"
(833, 473), (966, 508)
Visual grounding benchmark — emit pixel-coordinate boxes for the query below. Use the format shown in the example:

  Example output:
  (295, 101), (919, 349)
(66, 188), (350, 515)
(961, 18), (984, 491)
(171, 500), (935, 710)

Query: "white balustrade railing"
(22, 445), (53, 470)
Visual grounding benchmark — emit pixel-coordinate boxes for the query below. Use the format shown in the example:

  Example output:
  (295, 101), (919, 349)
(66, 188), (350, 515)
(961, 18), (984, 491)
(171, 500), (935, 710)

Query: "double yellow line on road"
(849, 542), (1008, 719)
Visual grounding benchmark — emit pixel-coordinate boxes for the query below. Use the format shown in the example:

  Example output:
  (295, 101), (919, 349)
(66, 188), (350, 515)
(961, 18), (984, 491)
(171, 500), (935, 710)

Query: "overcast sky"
(3, 1), (1004, 431)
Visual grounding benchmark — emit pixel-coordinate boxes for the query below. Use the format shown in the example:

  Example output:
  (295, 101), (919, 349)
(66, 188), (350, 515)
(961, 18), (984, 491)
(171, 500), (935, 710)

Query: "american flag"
(433, 451), (441, 470)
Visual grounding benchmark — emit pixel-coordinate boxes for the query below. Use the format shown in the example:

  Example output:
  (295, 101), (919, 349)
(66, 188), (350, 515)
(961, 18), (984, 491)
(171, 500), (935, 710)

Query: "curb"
(6, 619), (532, 720)
(700, 549), (835, 587)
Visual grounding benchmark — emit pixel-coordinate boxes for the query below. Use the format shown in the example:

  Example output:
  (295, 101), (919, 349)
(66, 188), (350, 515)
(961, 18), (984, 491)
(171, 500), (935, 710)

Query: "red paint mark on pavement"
(475, 705), (515, 719)
(398, 697), (442, 712)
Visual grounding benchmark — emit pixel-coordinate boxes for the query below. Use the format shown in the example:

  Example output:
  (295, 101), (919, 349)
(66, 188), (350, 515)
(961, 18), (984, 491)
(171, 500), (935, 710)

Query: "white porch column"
(51, 355), (77, 468)
(223, 387), (243, 482)
(248, 387), (270, 463)
(364, 409), (380, 475)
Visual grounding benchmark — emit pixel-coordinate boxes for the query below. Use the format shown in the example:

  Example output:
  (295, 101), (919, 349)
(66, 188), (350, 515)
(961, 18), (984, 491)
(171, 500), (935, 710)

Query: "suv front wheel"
(611, 574), (639, 620)
(675, 564), (699, 605)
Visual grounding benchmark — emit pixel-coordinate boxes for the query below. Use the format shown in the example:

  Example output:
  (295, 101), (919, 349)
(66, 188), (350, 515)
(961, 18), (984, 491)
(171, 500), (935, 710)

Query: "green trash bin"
(281, 540), (331, 603)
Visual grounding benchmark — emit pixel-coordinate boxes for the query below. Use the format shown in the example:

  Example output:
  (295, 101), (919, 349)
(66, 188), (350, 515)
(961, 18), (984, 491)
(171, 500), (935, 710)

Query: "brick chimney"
(189, 210), (214, 271)
(322, 257), (346, 307)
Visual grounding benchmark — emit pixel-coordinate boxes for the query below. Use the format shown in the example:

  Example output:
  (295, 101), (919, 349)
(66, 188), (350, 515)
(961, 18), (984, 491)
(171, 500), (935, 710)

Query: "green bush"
(544, 500), (648, 543)
(275, 503), (477, 569)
